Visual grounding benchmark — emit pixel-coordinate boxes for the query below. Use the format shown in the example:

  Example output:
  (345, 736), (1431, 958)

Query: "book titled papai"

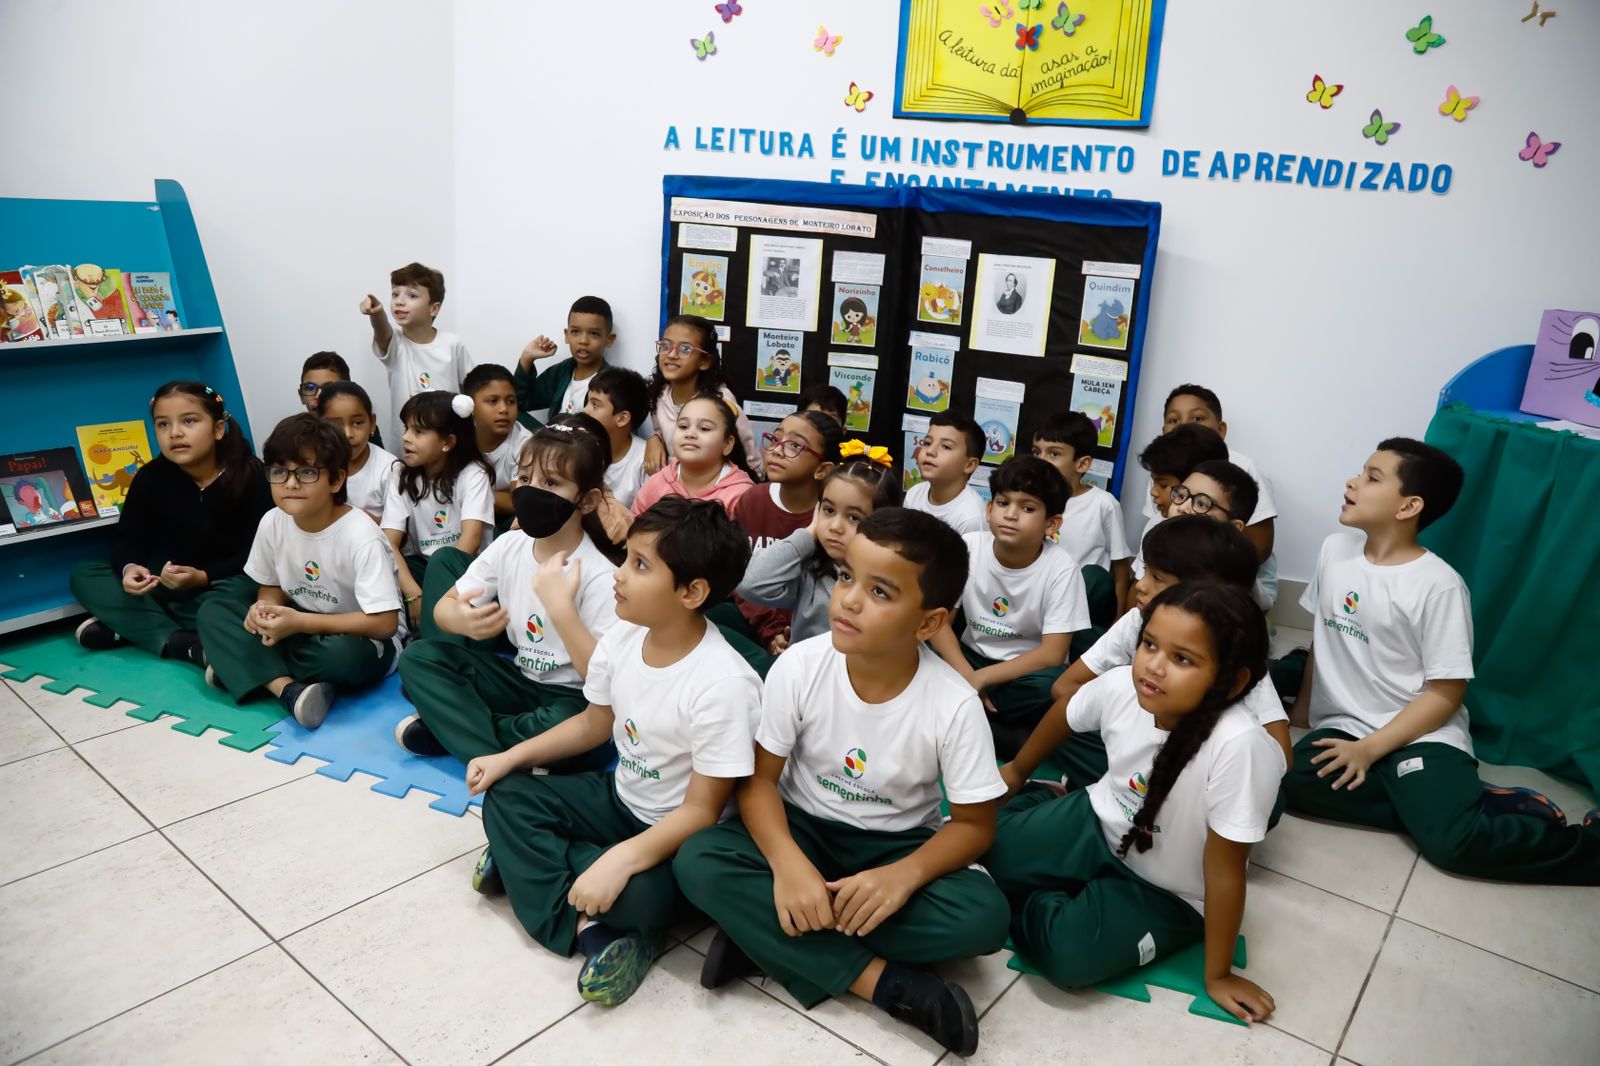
(123, 271), (181, 333)
(0, 448), (98, 535)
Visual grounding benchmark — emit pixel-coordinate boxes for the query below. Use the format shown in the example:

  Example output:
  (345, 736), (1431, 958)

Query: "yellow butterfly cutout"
(844, 82), (873, 112)
(1306, 74), (1343, 109)
(1438, 84), (1478, 122)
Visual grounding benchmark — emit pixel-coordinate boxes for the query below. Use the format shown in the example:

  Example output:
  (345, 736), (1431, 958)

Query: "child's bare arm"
(740, 745), (834, 936)
(827, 799), (996, 936)
(467, 702), (616, 794)
(1202, 831), (1275, 1023)
(1111, 558), (1133, 615)
(1310, 678), (1466, 791)
(928, 620), (976, 684)
(360, 293), (393, 355)
(1243, 517), (1275, 564)
(974, 633), (1072, 688)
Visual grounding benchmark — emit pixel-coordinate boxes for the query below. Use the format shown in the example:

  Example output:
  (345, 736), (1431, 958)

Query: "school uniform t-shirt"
(380, 461), (495, 558)
(558, 374), (592, 418)
(959, 532), (1090, 662)
(1081, 609), (1288, 726)
(584, 620), (762, 825)
(604, 435), (649, 508)
(485, 422), (535, 491)
(1300, 532), (1475, 753)
(244, 508), (405, 648)
(1053, 485), (1131, 570)
(1070, 668), (1284, 912)
(1142, 449), (1280, 608)
(373, 329), (474, 437)
(455, 530), (619, 687)
(758, 635), (1006, 832)
(344, 444), (398, 521)
(904, 481), (988, 536)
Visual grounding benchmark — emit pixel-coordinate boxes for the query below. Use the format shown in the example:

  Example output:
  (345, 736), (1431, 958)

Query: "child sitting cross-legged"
(985, 582), (1283, 1025)
(1030, 411), (1131, 619)
(903, 410), (987, 535)
(675, 509), (1011, 1058)
(196, 415), (403, 728)
(929, 456), (1090, 760)
(466, 497), (763, 1007)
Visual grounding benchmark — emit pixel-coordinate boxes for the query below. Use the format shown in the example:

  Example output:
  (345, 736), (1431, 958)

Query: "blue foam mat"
(262, 672), (482, 816)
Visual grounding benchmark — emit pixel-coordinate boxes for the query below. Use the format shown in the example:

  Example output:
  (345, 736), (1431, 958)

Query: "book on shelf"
(70, 264), (130, 336)
(1, 270), (47, 343)
(20, 265), (85, 338)
(76, 420), (153, 516)
(0, 448), (99, 538)
(123, 271), (181, 333)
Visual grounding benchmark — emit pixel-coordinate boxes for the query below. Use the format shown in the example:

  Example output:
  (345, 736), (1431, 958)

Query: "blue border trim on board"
(890, 0), (1168, 128)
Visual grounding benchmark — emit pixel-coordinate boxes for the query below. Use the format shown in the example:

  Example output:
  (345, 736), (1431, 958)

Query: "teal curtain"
(1422, 404), (1600, 794)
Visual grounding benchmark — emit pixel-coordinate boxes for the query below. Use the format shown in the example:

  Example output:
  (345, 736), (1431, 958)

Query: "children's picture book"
(123, 271), (180, 333)
(76, 420), (154, 516)
(902, 412), (930, 493)
(71, 265), (130, 336)
(829, 365), (876, 432)
(21, 265), (83, 338)
(906, 345), (954, 413)
(917, 255), (966, 326)
(679, 253), (729, 321)
(1, 271), (47, 343)
(1520, 308), (1600, 429)
(1078, 274), (1137, 351)
(0, 448), (98, 532)
(755, 329), (804, 394)
(830, 283), (880, 347)
(973, 377), (1025, 465)
(1069, 373), (1123, 448)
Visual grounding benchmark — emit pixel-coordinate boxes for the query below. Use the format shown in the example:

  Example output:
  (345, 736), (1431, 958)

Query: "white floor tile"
(3, 676), (143, 743)
(0, 747), (151, 884)
(1397, 859), (1600, 992)
(498, 945), (858, 1066)
(163, 771), (483, 938)
(0, 681), (62, 766)
(28, 946), (399, 1066)
(0, 833), (268, 1063)
(1341, 919), (1600, 1066)
(285, 853), (582, 1066)
(971, 971), (1330, 1066)
(1240, 866), (1391, 1052)
(76, 718), (317, 827)
(1251, 811), (1418, 912)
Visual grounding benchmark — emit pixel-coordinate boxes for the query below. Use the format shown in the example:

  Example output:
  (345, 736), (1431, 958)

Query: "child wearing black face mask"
(395, 415), (627, 768)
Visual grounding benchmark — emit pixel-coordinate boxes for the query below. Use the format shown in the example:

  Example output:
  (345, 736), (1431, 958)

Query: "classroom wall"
(3, 0), (456, 439)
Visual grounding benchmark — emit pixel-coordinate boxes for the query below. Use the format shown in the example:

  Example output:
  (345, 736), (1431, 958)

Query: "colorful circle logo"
(303, 560), (320, 582)
(1129, 772), (1149, 796)
(417, 372), (432, 389)
(624, 719), (640, 745)
(525, 613), (545, 644)
(992, 596), (1010, 617)
(842, 747), (868, 779)
(432, 509), (448, 529)
(1343, 591), (1360, 614)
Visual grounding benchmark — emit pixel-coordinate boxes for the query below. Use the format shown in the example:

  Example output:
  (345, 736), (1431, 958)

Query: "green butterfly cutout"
(1362, 109), (1400, 145)
(1051, 2), (1085, 34)
(691, 31), (717, 60)
(1017, 0), (1045, 9)
(1405, 15), (1445, 54)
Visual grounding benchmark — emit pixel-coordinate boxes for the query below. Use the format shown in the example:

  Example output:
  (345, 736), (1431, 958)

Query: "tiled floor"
(2, 634), (1597, 1066)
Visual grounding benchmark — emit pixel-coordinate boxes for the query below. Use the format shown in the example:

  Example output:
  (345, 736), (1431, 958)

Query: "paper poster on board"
(973, 377), (1025, 465)
(679, 253), (729, 321)
(901, 412), (930, 493)
(747, 235), (823, 331)
(830, 283), (880, 347)
(906, 345), (954, 413)
(755, 329), (804, 394)
(1078, 274), (1137, 351)
(969, 254), (1055, 358)
(829, 365), (876, 432)
(916, 255), (966, 326)
(1068, 353), (1128, 447)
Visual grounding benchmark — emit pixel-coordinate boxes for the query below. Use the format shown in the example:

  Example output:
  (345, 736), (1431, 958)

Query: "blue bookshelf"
(0, 180), (251, 635)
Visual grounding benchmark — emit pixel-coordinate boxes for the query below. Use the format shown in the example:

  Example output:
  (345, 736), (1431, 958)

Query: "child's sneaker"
(471, 846), (503, 895)
(161, 630), (207, 669)
(1481, 783), (1568, 827)
(576, 925), (656, 1006)
(279, 681), (333, 729)
(394, 714), (447, 756)
(699, 928), (762, 989)
(872, 962), (980, 1057)
(204, 665), (226, 691)
(1583, 808), (1597, 830)
(75, 617), (121, 651)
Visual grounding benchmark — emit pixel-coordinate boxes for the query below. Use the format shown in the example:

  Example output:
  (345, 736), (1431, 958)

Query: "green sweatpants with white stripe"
(1284, 729), (1600, 884)
(68, 562), (255, 657)
(395, 639), (611, 771)
(672, 804), (1011, 1008)
(986, 788), (1204, 989)
(194, 597), (397, 700)
(482, 771), (684, 955)
(960, 644), (1066, 758)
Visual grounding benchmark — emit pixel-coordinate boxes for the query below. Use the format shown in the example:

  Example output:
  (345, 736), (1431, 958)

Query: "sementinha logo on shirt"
(525, 614), (545, 644)
(617, 719), (660, 780)
(1323, 588), (1370, 644)
(515, 613), (559, 675)
(303, 560), (320, 582)
(991, 595), (1011, 617)
(816, 746), (893, 806)
(432, 509), (448, 529)
(967, 591), (1019, 640)
(1114, 767), (1160, 834)
(623, 718), (640, 745)
(417, 371), (432, 389)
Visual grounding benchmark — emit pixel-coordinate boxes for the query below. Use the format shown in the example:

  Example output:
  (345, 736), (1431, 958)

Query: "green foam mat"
(0, 630), (287, 751)
(1006, 935), (1249, 1026)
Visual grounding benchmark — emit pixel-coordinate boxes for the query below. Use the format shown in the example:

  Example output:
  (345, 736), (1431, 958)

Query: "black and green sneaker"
(576, 927), (655, 1006)
(471, 846), (503, 895)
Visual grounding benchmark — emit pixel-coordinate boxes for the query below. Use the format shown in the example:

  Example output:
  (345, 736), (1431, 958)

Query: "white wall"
(453, 1), (1599, 584)
(4, 0), (455, 439)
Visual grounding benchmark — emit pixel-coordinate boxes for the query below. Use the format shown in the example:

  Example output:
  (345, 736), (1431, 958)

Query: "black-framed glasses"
(655, 339), (711, 358)
(761, 432), (822, 460)
(298, 382), (324, 396)
(1169, 483), (1231, 517)
(265, 465), (328, 485)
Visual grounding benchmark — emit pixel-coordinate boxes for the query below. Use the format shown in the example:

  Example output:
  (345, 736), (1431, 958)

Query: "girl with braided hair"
(984, 581), (1283, 1024)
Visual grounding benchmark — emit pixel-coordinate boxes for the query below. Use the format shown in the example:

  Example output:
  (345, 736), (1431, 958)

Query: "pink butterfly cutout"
(814, 25), (842, 56)
(715, 1), (742, 23)
(978, 1), (1015, 29)
(1518, 131), (1560, 167)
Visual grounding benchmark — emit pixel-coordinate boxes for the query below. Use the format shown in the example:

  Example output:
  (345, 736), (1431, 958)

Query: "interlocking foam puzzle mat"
(262, 671), (482, 816)
(1006, 935), (1250, 1026)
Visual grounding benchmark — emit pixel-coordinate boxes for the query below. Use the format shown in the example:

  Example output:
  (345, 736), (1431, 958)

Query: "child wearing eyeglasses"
(196, 414), (404, 729)
(641, 315), (759, 477)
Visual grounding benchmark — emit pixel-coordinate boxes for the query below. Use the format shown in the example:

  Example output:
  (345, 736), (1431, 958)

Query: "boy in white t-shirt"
(930, 456), (1090, 759)
(463, 363), (534, 534)
(1285, 439), (1600, 883)
(903, 410), (987, 535)
(1030, 411), (1130, 621)
(465, 498), (762, 1007)
(675, 508), (1010, 1057)
(359, 262), (473, 443)
(196, 416), (402, 729)
(582, 365), (651, 509)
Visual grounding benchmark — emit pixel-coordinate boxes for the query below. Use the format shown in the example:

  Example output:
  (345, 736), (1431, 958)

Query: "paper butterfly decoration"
(1016, 0), (1044, 10)
(1051, 2), (1085, 34)
(1306, 74), (1343, 109)
(978, 1), (1015, 29)
(714, 1), (742, 23)
(1015, 22), (1042, 50)
(844, 82), (873, 112)
(691, 31), (716, 60)
(814, 25), (842, 56)
(1362, 109), (1400, 145)
(1519, 131), (1561, 167)
(1438, 85), (1478, 122)
(1405, 15), (1445, 54)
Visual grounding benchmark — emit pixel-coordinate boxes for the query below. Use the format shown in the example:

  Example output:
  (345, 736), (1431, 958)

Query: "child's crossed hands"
(773, 857), (835, 937)
(454, 588), (511, 642)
